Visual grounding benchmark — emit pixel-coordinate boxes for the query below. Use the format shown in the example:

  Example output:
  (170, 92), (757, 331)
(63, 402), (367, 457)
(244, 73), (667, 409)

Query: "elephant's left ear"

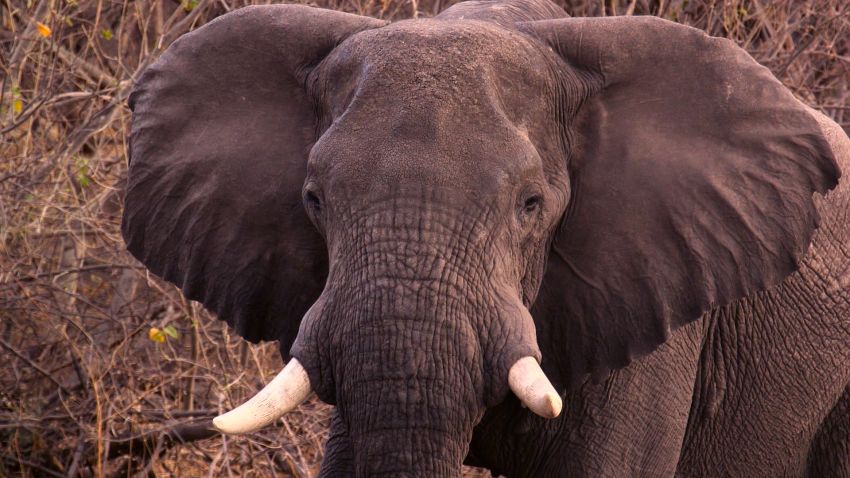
(521, 17), (842, 386)
(122, 6), (386, 352)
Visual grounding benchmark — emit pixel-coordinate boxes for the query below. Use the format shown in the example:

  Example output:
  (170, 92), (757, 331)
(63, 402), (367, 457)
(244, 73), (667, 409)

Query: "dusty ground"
(1, 0), (848, 476)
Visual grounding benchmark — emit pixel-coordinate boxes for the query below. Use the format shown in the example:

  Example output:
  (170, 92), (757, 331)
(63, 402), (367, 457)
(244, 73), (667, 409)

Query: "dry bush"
(1, 0), (848, 476)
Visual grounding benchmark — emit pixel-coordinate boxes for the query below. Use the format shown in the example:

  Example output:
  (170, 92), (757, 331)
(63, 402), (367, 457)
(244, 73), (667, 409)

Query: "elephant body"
(465, 112), (850, 477)
(122, 0), (850, 475)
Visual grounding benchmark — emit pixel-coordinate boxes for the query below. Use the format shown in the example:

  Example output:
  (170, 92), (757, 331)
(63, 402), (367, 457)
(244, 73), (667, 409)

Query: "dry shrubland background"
(1, 0), (848, 476)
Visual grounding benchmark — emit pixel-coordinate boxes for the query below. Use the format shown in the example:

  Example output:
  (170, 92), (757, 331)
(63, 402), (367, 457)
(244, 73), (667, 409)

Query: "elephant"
(121, 0), (850, 475)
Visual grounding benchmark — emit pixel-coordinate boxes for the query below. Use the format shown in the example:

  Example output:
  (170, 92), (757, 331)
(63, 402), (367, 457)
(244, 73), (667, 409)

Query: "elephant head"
(123, 0), (839, 475)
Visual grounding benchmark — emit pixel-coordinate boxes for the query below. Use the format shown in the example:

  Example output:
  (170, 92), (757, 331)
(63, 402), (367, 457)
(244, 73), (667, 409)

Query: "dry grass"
(1, 0), (848, 476)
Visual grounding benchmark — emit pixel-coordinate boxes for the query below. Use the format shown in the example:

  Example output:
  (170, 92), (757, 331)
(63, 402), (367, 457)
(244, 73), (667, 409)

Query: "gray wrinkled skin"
(122, 0), (850, 475)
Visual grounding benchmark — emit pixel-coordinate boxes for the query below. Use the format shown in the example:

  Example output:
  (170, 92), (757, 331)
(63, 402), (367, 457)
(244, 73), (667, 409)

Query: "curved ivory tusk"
(508, 356), (563, 419)
(213, 358), (312, 435)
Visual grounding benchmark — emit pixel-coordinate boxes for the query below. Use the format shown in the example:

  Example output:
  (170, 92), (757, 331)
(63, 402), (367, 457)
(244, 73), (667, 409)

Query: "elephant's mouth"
(212, 350), (560, 434)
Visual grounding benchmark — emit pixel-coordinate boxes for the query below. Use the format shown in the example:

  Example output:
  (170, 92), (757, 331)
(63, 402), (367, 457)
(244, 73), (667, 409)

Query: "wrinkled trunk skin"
(316, 345), (481, 476)
(292, 201), (538, 476)
(311, 285), (487, 476)
(347, 317), (482, 475)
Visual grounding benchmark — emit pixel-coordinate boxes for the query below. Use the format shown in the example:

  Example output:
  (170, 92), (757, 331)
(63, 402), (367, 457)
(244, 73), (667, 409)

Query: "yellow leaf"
(13, 99), (23, 114)
(148, 327), (166, 343)
(36, 22), (51, 38)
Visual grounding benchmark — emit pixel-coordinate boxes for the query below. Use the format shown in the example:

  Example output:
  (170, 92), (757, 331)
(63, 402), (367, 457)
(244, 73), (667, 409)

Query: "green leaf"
(100, 29), (113, 40)
(163, 325), (180, 339)
(74, 156), (90, 188)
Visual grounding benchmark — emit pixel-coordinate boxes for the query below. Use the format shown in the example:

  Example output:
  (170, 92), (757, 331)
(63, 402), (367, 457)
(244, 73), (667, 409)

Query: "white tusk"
(213, 358), (312, 435)
(508, 356), (563, 419)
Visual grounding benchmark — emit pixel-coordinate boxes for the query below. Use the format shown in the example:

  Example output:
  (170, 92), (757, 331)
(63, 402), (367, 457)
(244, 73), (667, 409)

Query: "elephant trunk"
(289, 277), (553, 475)
(290, 267), (493, 476)
(339, 324), (483, 476)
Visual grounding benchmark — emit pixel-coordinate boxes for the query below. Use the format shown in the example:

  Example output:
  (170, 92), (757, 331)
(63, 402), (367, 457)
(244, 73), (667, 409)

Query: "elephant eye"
(522, 195), (542, 215)
(304, 190), (322, 212)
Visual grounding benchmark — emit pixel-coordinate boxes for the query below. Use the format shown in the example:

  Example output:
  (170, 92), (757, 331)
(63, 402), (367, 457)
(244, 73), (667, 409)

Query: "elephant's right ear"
(521, 17), (841, 388)
(123, 6), (385, 351)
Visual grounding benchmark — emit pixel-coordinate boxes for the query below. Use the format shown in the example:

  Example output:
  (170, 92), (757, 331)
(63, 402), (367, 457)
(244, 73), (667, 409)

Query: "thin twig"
(0, 337), (70, 394)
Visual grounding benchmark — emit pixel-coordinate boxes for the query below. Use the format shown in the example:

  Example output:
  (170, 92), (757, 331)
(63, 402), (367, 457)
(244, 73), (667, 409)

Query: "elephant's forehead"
(351, 20), (542, 65)
(308, 20), (558, 196)
(320, 19), (554, 102)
